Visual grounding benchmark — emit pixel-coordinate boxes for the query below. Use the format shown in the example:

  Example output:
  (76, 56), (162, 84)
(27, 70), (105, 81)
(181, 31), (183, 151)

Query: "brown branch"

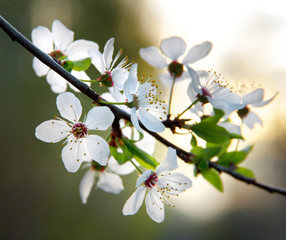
(1, 15), (285, 196)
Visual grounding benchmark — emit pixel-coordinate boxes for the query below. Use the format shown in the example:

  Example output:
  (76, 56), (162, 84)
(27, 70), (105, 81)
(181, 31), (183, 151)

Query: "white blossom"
(122, 147), (192, 223)
(124, 64), (167, 133)
(32, 19), (98, 93)
(79, 157), (135, 204)
(139, 36), (212, 83)
(88, 38), (129, 100)
(35, 92), (114, 172)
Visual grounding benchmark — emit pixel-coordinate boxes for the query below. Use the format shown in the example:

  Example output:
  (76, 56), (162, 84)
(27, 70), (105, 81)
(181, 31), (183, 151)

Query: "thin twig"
(1, 15), (285, 196)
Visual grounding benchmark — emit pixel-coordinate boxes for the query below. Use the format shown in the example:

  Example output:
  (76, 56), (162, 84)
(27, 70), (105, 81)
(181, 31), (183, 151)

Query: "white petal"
(108, 157), (136, 175)
(62, 140), (88, 172)
(97, 171), (124, 194)
(85, 106), (114, 130)
(86, 135), (109, 165)
(33, 57), (50, 77)
(108, 86), (126, 103)
(68, 70), (91, 92)
(156, 147), (178, 174)
(79, 168), (96, 204)
(160, 36), (186, 60)
(145, 188), (164, 223)
(122, 186), (146, 216)
(187, 67), (201, 94)
(88, 47), (105, 74)
(56, 92), (82, 122)
(183, 41), (212, 64)
(219, 121), (241, 135)
(46, 70), (68, 94)
(52, 20), (74, 51)
(251, 92), (278, 108)
(139, 46), (168, 69)
(31, 26), (53, 53)
(103, 38), (114, 70)
(111, 68), (129, 90)
(135, 131), (155, 155)
(35, 119), (70, 143)
(126, 64), (138, 94)
(66, 39), (99, 61)
(243, 88), (264, 105)
(131, 108), (143, 133)
(159, 72), (174, 86)
(243, 111), (263, 129)
(158, 172), (192, 195)
(136, 170), (153, 187)
(139, 109), (165, 133)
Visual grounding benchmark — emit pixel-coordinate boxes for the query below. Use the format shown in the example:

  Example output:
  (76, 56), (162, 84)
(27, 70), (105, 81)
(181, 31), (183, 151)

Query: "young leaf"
(109, 146), (130, 164)
(235, 167), (255, 179)
(190, 134), (197, 147)
(62, 60), (74, 73)
(190, 122), (230, 143)
(201, 168), (224, 192)
(202, 109), (225, 123)
(72, 58), (92, 71)
(121, 137), (159, 170)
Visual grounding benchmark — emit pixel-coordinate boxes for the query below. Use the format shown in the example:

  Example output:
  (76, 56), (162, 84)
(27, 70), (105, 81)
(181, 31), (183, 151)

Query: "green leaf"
(72, 58), (92, 71)
(190, 122), (230, 143)
(201, 168), (224, 192)
(206, 140), (231, 157)
(198, 160), (209, 171)
(217, 145), (253, 166)
(190, 134), (197, 147)
(235, 167), (255, 178)
(109, 146), (130, 164)
(121, 137), (159, 170)
(62, 60), (74, 73)
(202, 109), (225, 123)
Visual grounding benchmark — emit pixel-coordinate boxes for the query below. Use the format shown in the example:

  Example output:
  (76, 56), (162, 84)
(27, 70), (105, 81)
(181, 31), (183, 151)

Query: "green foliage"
(201, 168), (224, 192)
(110, 146), (130, 164)
(217, 145), (253, 167)
(121, 137), (159, 170)
(235, 167), (255, 178)
(72, 58), (92, 71)
(62, 60), (74, 72)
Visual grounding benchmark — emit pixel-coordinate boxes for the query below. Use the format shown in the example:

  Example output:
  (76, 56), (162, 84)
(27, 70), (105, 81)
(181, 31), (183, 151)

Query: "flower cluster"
(33, 20), (277, 223)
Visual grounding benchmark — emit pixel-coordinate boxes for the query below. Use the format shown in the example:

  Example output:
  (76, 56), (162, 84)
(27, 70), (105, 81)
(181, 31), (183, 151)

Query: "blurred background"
(0, 0), (285, 239)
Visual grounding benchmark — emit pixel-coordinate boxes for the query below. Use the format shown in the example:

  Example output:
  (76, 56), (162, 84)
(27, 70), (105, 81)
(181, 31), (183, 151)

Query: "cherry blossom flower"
(187, 67), (243, 114)
(123, 64), (167, 133)
(79, 157), (135, 204)
(235, 88), (278, 129)
(139, 36), (212, 83)
(122, 147), (192, 223)
(88, 38), (129, 100)
(35, 92), (114, 172)
(32, 19), (98, 93)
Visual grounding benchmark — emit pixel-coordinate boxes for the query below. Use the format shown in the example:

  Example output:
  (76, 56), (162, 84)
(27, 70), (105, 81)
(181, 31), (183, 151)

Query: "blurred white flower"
(139, 36), (212, 83)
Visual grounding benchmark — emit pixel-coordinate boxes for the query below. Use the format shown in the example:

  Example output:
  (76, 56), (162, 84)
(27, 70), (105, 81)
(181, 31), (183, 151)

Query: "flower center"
(97, 71), (114, 87)
(168, 61), (184, 78)
(71, 122), (88, 139)
(196, 88), (212, 105)
(237, 106), (249, 119)
(49, 50), (66, 59)
(144, 172), (158, 188)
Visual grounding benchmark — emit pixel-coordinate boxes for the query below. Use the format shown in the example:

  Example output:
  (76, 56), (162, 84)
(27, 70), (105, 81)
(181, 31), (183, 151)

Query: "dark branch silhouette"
(1, 15), (285, 196)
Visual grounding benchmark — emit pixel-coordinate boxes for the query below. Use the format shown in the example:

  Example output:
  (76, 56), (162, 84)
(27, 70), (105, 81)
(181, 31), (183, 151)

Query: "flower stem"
(168, 74), (177, 117)
(177, 99), (199, 118)
(80, 79), (98, 83)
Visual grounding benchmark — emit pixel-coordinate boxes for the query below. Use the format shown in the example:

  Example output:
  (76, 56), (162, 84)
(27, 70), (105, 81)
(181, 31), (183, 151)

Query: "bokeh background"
(1, 0), (285, 239)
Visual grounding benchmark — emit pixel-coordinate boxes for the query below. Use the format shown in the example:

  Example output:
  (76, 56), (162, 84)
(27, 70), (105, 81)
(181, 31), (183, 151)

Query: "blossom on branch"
(79, 157), (136, 204)
(122, 147), (192, 223)
(124, 64), (167, 133)
(35, 92), (114, 172)
(88, 38), (130, 100)
(139, 36), (212, 83)
(32, 19), (98, 93)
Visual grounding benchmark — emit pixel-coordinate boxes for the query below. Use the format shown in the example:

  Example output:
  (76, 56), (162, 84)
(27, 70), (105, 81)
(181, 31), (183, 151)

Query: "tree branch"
(1, 15), (285, 196)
